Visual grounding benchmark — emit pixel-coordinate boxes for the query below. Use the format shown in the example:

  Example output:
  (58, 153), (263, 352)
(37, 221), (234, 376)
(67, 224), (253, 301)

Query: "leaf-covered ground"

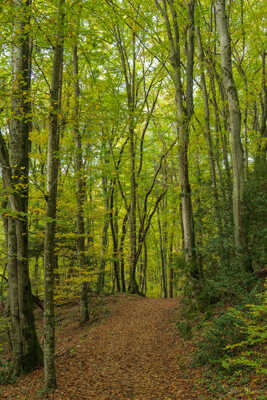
(0, 295), (264, 399)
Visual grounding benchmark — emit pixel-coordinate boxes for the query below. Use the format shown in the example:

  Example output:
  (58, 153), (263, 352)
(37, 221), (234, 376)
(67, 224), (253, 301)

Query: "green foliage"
(0, 359), (16, 385)
(36, 385), (51, 398)
(245, 172), (267, 268)
(175, 319), (192, 340)
(193, 281), (266, 382)
(222, 284), (267, 376)
(194, 310), (246, 368)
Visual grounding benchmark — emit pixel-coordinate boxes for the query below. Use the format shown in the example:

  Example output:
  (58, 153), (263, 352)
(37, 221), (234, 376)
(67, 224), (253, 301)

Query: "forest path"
(2, 295), (205, 400)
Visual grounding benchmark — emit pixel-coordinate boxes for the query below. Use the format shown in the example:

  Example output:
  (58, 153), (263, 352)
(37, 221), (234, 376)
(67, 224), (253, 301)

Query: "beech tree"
(154, 0), (199, 280)
(0, 0), (43, 375)
(0, 0), (266, 386)
(43, 0), (65, 390)
(215, 0), (251, 271)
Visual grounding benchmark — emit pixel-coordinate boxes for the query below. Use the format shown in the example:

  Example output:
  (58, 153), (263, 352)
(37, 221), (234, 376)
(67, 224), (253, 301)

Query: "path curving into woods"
(2, 296), (205, 399)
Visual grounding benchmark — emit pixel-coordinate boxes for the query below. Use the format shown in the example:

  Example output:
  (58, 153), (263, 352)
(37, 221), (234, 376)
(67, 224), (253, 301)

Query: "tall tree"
(215, 0), (251, 271)
(72, 4), (86, 273)
(155, 0), (198, 278)
(43, 0), (65, 390)
(0, 0), (43, 375)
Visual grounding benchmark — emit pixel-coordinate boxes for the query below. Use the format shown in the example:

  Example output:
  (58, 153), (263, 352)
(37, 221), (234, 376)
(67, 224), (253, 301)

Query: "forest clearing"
(0, 0), (266, 398)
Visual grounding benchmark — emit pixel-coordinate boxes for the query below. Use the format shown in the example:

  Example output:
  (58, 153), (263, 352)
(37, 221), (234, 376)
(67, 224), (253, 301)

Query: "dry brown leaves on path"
(0, 295), (222, 399)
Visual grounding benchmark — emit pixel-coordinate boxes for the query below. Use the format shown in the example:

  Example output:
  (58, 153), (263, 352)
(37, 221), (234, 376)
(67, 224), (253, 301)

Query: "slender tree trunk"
(143, 239), (148, 296)
(34, 255), (39, 295)
(155, 0), (198, 278)
(196, 27), (224, 246)
(97, 176), (109, 293)
(119, 213), (128, 293)
(115, 27), (139, 294)
(43, 0), (65, 390)
(176, 1), (198, 275)
(168, 228), (174, 298)
(209, 57), (232, 195)
(80, 282), (89, 324)
(157, 205), (167, 298)
(209, 71), (227, 203)
(128, 124), (139, 293)
(1, 200), (8, 251)
(1, 200), (8, 300)
(109, 185), (121, 292)
(215, 0), (251, 271)
(72, 20), (86, 272)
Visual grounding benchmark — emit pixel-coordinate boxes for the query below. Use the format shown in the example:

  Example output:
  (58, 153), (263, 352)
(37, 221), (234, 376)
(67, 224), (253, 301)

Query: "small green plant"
(194, 309), (246, 368)
(176, 319), (192, 339)
(222, 283), (267, 376)
(0, 360), (16, 385)
(193, 279), (267, 387)
(36, 386), (51, 398)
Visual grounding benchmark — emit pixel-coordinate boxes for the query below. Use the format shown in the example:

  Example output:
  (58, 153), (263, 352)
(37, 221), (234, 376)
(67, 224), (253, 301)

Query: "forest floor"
(0, 294), (265, 399)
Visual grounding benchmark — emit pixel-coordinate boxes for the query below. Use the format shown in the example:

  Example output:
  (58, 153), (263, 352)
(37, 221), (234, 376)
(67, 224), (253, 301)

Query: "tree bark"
(72, 10), (86, 272)
(80, 282), (89, 324)
(43, 0), (65, 390)
(215, 0), (250, 271)
(1, 0), (43, 375)
(97, 175), (109, 293)
(155, 0), (198, 277)
(157, 205), (167, 298)
(119, 213), (128, 293)
(109, 184), (121, 292)
(196, 27), (224, 246)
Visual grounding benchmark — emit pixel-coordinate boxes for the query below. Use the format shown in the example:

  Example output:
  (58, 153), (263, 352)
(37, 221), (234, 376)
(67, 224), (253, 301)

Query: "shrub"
(193, 280), (266, 378)
(222, 282), (267, 376)
(176, 319), (192, 340)
(0, 360), (16, 385)
(194, 310), (246, 368)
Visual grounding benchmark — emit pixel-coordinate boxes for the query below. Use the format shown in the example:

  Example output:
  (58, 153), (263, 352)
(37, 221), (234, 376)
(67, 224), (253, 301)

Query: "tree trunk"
(3, 0), (43, 375)
(115, 27), (139, 294)
(43, 0), (65, 390)
(7, 217), (21, 372)
(138, 237), (148, 297)
(97, 176), (109, 293)
(215, 0), (251, 271)
(119, 213), (128, 293)
(109, 185), (121, 292)
(157, 205), (167, 298)
(128, 124), (139, 293)
(72, 20), (86, 272)
(209, 56), (232, 195)
(80, 282), (89, 324)
(155, 0), (198, 278)
(168, 228), (174, 298)
(196, 27), (224, 251)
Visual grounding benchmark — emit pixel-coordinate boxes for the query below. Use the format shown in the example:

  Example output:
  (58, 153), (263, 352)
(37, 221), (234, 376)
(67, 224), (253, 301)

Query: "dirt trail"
(1, 296), (204, 400)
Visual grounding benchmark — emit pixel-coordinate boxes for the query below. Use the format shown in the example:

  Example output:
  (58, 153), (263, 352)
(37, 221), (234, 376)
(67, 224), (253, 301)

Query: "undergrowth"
(0, 359), (16, 385)
(176, 279), (267, 396)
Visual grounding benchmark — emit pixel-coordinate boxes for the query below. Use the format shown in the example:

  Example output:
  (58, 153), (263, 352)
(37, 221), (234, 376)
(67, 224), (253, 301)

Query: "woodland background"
(0, 0), (266, 394)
